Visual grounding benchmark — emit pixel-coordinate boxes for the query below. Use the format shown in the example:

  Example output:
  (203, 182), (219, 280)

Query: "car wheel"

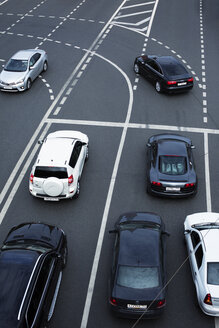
(26, 78), (32, 90)
(134, 63), (140, 74)
(155, 81), (162, 93)
(43, 60), (48, 72)
(85, 145), (89, 161)
(73, 181), (80, 199)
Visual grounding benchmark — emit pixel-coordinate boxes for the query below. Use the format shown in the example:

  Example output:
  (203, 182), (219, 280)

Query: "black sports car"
(134, 55), (193, 93)
(0, 222), (67, 328)
(109, 212), (169, 319)
(146, 134), (197, 197)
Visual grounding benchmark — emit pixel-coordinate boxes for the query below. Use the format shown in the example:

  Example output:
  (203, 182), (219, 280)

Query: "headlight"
(16, 79), (25, 84)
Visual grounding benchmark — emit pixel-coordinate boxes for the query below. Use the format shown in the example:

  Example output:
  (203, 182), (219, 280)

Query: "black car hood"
(4, 222), (63, 249)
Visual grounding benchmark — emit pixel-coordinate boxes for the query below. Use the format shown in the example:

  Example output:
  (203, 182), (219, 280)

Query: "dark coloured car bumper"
(164, 84), (193, 93)
(110, 303), (164, 319)
(148, 182), (197, 198)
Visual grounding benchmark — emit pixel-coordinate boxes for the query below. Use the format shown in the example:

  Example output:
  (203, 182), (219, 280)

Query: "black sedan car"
(134, 55), (193, 93)
(109, 212), (168, 319)
(146, 134), (197, 197)
(0, 222), (67, 328)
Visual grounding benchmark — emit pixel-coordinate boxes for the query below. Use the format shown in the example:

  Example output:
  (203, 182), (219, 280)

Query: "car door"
(74, 141), (86, 177)
(147, 60), (163, 84)
(187, 231), (204, 285)
(29, 55), (37, 81)
(25, 253), (62, 328)
(32, 53), (42, 76)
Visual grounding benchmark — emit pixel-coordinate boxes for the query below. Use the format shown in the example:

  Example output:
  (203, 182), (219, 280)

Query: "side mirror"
(109, 229), (118, 234)
(191, 145), (195, 149)
(2, 64), (4, 68)
(162, 231), (170, 236)
(29, 66), (34, 70)
(38, 139), (43, 145)
(147, 143), (151, 148)
(184, 229), (191, 234)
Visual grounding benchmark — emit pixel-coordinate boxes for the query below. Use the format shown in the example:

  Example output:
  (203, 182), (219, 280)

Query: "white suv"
(29, 130), (89, 200)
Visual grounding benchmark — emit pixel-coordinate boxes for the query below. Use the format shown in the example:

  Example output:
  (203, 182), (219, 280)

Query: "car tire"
(134, 63), (140, 74)
(43, 60), (48, 72)
(73, 181), (80, 199)
(26, 78), (32, 90)
(155, 81), (162, 93)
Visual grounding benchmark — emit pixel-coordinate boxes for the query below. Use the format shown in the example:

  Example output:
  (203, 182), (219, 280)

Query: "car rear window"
(159, 156), (187, 175)
(34, 166), (68, 179)
(117, 265), (159, 289)
(161, 62), (187, 76)
(0, 250), (39, 327)
(207, 262), (219, 285)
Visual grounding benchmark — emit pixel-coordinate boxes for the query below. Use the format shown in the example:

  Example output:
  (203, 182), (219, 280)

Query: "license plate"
(178, 82), (187, 86)
(166, 187), (180, 191)
(44, 197), (59, 201)
(127, 304), (147, 309)
(4, 86), (12, 89)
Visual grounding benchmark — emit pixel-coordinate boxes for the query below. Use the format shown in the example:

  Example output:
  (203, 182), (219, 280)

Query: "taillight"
(187, 77), (193, 82)
(30, 174), (34, 184)
(204, 293), (212, 305)
(68, 175), (73, 185)
(157, 299), (166, 308)
(167, 80), (177, 85)
(110, 297), (117, 306)
(152, 181), (162, 186)
(184, 183), (195, 188)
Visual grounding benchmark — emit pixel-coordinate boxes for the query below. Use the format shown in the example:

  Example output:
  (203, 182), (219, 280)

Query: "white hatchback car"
(29, 130), (89, 201)
(184, 212), (219, 316)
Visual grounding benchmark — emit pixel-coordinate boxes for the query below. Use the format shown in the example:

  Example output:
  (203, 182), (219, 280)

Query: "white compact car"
(29, 130), (89, 201)
(184, 212), (219, 316)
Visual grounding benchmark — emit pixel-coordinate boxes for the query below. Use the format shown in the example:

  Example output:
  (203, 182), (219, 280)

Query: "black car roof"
(0, 249), (40, 328)
(4, 222), (63, 249)
(118, 225), (161, 267)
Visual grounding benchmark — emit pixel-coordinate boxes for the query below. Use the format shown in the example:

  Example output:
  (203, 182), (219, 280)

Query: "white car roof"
(200, 229), (219, 261)
(12, 49), (44, 60)
(36, 130), (88, 167)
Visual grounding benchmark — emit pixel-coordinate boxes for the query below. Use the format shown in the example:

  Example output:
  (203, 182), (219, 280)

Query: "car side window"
(33, 53), (41, 64)
(26, 255), (54, 327)
(191, 231), (200, 249)
(148, 60), (162, 74)
(29, 56), (36, 67)
(195, 245), (203, 269)
(69, 142), (82, 168)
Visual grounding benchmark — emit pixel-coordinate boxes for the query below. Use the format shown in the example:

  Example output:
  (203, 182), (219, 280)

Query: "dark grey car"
(146, 134), (197, 197)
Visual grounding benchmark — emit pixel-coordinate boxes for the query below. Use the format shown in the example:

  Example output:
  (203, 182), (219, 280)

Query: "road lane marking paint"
(60, 97), (67, 105)
(53, 107), (62, 116)
(80, 50), (133, 328)
(204, 133), (211, 211)
(0, 122), (52, 223)
(0, 0), (8, 6)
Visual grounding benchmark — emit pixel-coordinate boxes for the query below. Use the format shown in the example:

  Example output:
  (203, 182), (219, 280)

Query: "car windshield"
(159, 155), (187, 175)
(34, 166), (68, 179)
(119, 222), (161, 231)
(2, 241), (51, 253)
(192, 222), (219, 230)
(161, 62), (187, 76)
(0, 249), (39, 327)
(4, 59), (28, 72)
(207, 263), (219, 285)
(117, 265), (159, 289)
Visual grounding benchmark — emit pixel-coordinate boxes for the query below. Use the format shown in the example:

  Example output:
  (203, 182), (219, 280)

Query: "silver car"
(184, 212), (219, 316)
(0, 49), (48, 92)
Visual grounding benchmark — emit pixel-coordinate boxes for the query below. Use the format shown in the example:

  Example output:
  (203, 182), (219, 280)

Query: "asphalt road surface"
(0, 0), (219, 327)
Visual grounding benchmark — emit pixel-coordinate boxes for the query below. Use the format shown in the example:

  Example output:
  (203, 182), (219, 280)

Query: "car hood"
(0, 70), (27, 83)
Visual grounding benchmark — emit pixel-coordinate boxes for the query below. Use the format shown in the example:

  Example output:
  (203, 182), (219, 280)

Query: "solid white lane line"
(146, 0), (159, 37)
(0, 123), (52, 223)
(0, 0), (8, 6)
(123, 2), (155, 9)
(204, 133), (211, 212)
(80, 50), (133, 328)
